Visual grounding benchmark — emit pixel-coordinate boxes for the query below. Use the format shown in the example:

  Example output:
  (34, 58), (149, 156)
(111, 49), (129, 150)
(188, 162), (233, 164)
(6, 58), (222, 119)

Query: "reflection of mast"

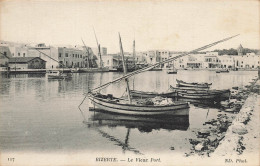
(93, 127), (143, 155)
(93, 28), (103, 68)
(119, 33), (132, 104)
(123, 128), (131, 153)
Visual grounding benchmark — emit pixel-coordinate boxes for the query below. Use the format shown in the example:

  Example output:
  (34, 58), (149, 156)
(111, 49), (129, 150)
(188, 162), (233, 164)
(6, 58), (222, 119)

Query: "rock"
(198, 128), (211, 135)
(224, 107), (236, 113)
(232, 86), (239, 90)
(220, 100), (230, 108)
(208, 135), (217, 142)
(195, 143), (204, 151)
(232, 123), (248, 135)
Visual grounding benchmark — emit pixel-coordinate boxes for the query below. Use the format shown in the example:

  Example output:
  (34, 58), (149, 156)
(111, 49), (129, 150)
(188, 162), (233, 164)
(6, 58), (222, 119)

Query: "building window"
(65, 53), (68, 57)
(59, 53), (62, 57)
(73, 54), (74, 57)
(241, 61), (243, 64)
(18, 53), (20, 56)
(80, 55), (82, 58)
(23, 53), (25, 57)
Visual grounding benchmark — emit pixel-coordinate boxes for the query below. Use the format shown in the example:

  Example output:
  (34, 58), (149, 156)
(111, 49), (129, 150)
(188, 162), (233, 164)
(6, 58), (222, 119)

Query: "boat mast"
(93, 28), (103, 68)
(81, 38), (90, 68)
(133, 40), (136, 67)
(119, 33), (132, 104)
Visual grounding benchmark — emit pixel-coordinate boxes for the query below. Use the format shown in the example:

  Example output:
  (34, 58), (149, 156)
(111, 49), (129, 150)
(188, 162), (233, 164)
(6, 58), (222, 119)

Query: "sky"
(0, 0), (259, 53)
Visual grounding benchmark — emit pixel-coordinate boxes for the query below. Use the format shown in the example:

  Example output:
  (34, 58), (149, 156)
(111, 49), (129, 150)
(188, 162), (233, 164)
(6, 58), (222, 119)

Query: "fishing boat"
(148, 67), (162, 71)
(170, 85), (230, 100)
(70, 68), (80, 73)
(176, 90), (230, 100)
(171, 86), (210, 91)
(130, 90), (177, 98)
(82, 34), (239, 116)
(167, 68), (178, 74)
(47, 70), (72, 79)
(176, 79), (212, 88)
(88, 92), (189, 116)
(216, 69), (229, 73)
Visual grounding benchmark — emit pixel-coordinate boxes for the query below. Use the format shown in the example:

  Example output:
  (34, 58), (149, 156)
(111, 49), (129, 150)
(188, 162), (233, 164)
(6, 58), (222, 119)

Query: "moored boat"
(88, 92), (189, 116)
(170, 86), (230, 100)
(216, 69), (229, 73)
(176, 79), (212, 88)
(167, 68), (178, 74)
(47, 70), (72, 79)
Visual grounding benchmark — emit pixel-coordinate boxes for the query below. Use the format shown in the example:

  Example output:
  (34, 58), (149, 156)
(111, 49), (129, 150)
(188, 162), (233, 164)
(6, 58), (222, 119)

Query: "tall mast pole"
(119, 33), (132, 104)
(81, 38), (90, 68)
(93, 28), (103, 68)
(133, 40), (136, 67)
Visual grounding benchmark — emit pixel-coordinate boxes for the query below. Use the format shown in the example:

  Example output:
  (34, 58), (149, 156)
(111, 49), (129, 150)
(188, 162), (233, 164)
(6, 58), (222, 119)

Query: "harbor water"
(0, 70), (258, 155)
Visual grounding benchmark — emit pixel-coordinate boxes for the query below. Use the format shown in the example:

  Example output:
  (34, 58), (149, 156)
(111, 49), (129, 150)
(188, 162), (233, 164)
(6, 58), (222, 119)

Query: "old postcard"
(0, 0), (259, 165)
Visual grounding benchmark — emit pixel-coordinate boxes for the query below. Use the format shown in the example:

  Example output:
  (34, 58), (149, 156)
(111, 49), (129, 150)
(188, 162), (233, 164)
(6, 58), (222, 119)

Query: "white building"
(234, 53), (260, 69)
(218, 55), (235, 69)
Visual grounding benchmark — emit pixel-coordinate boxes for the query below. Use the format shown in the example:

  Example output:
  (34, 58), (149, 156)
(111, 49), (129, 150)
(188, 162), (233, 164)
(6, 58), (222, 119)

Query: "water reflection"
(177, 98), (221, 109)
(0, 71), (257, 153)
(85, 109), (189, 155)
(87, 110), (190, 132)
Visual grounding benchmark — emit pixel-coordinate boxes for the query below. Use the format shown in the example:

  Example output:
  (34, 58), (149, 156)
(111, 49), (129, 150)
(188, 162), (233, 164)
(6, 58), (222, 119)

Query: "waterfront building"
(0, 45), (12, 67)
(135, 52), (148, 64)
(102, 54), (120, 70)
(233, 53), (260, 69)
(203, 52), (220, 68)
(57, 46), (86, 68)
(27, 44), (59, 69)
(218, 55), (235, 69)
(8, 57), (46, 70)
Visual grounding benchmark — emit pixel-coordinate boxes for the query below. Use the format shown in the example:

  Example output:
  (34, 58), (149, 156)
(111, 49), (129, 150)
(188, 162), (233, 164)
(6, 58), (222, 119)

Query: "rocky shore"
(185, 77), (259, 162)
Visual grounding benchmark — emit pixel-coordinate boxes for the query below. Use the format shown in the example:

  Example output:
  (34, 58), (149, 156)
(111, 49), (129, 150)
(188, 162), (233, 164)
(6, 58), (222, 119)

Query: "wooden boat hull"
(177, 90), (230, 100)
(176, 79), (212, 88)
(170, 85), (210, 91)
(130, 90), (177, 98)
(167, 71), (177, 74)
(79, 68), (109, 73)
(88, 93), (189, 116)
(47, 73), (72, 79)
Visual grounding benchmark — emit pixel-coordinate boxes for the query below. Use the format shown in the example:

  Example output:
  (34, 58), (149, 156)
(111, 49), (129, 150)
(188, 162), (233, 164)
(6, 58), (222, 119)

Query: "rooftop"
(9, 57), (46, 63)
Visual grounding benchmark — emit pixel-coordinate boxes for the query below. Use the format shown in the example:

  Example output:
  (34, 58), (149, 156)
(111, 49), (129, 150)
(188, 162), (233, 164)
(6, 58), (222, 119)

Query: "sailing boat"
(79, 29), (109, 73)
(86, 34), (239, 116)
(167, 66), (178, 74)
(88, 34), (189, 116)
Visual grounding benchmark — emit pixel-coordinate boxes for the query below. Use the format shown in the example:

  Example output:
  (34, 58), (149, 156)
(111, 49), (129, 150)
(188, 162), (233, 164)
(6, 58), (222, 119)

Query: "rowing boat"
(176, 79), (212, 88)
(171, 86), (230, 100)
(88, 93), (189, 116)
(47, 70), (72, 79)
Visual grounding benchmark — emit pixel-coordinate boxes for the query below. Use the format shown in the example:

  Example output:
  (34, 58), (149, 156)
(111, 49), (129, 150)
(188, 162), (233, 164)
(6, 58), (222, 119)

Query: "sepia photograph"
(0, 0), (259, 165)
